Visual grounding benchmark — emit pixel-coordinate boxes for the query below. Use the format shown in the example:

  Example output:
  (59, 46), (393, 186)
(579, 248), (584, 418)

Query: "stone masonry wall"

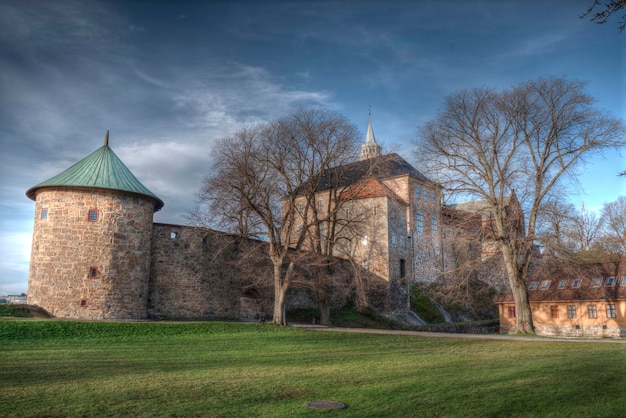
(27, 188), (155, 319)
(148, 225), (277, 319)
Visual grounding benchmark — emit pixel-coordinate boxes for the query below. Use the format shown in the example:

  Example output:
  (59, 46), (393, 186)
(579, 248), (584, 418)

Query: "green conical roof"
(26, 132), (164, 211)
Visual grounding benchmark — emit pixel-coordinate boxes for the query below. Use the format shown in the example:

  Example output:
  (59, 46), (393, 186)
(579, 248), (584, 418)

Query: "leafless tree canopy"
(600, 196), (626, 255)
(415, 77), (626, 333)
(198, 108), (360, 325)
(581, 0), (626, 31)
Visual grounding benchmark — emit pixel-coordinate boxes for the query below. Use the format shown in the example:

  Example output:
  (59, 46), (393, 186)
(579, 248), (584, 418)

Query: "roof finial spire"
(104, 130), (109, 146)
(360, 107), (382, 160)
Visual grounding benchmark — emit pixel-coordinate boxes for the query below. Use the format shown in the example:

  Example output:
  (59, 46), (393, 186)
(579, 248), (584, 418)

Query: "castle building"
(290, 118), (444, 310)
(24, 121), (477, 320)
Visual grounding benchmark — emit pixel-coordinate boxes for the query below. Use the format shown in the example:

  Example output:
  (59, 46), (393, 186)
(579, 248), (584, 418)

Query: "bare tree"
(571, 208), (603, 251)
(600, 196), (626, 254)
(537, 199), (578, 256)
(581, 0), (626, 31)
(199, 109), (360, 325)
(415, 77), (625, 333)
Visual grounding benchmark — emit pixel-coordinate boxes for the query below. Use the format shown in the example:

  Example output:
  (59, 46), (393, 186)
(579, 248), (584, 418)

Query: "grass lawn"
(1, 321), (624, 417)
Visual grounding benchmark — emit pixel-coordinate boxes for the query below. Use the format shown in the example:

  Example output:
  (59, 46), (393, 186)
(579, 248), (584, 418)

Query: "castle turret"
(25, 132), (164, 319)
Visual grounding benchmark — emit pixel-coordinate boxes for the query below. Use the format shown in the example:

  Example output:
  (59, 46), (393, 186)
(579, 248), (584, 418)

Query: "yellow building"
(498, 265), (626, 338)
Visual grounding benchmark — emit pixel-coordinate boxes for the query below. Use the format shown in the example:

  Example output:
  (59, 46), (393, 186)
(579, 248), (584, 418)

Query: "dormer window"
(557, 279), (568, 289)
(540, 280), (550, 290)
(571, 279), (581, 288)
(590, 278), (602, 287)
(528, 281), (538, 290)
(606, 277), (616, 287)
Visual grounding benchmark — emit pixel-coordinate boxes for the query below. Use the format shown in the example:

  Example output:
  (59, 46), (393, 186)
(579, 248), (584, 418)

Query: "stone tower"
(25, 132), (164, 319)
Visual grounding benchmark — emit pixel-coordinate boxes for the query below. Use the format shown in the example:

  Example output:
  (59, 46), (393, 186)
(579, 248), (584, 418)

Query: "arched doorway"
(239, 288), (263, 320)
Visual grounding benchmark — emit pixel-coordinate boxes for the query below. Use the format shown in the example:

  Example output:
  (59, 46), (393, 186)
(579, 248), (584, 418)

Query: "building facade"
(498, 262), (626, 337)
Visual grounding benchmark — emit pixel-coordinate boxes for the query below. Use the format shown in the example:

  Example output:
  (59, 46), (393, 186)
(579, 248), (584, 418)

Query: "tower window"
(80, 299), (88, 307)
(416, 212), (423, 233)
(41, 208), (48, 220)
(89, 267), (98, 278)
(88, 209), (100, 222)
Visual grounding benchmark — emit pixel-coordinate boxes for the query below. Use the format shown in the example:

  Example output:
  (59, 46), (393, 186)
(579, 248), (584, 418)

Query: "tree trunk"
(272, 262), (288, 325)
(319, 299), (331, 326)
(500, 243), (535, 333)
(510, 280), (534, 333)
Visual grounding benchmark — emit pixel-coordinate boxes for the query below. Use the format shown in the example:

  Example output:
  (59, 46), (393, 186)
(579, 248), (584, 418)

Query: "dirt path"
(291, 324), (626, 343)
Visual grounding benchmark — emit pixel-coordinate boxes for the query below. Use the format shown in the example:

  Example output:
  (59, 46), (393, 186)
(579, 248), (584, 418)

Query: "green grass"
(1, 321), (624, 417)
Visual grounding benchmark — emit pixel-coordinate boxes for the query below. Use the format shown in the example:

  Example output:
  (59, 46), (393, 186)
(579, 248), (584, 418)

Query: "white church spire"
(360, 107), (382, 160)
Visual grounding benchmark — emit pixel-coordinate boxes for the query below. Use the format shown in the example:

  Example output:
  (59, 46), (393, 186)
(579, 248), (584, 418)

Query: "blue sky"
(0, 0), (624, 294)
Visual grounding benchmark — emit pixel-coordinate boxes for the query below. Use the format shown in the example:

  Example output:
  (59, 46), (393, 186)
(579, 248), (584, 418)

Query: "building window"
(606, 277), (616, 287)
(344, 207), (352, 219)
(571, 279), (581, 288)
(528, 281), (538, 290)
(567, 305), (576, 318)
(170, 232), (178, 239)
(591, 278), (602, 287)
(361, 260), (369, 272)
(416, 212), (423, 233)
(88, 209), (99, 222)
(41, 208), (48, 220)
(550, 305), (559, 318)
(391, 233), (397, 246)
(416, 186), (421, 199)
(606, 304), (616, 318)
(80, 299), (87, 307)
(540, 280), (551, 290)
(557, 279), (568, 289)
(431, 191), (436, 202)
(588, 305), (597, 319)
(431, 216), (438, 235)
(424, 190), (429, 202)
(399, 259), (406, 277)
(317, 200), (323, 212)
(508, 306), (516, 318)
(298, 203), (304, 214)
(319, 222), (325, 240)
(373, 206), (378, 217)
(89, 267), (98, 278)
(621, 276), (626, 286)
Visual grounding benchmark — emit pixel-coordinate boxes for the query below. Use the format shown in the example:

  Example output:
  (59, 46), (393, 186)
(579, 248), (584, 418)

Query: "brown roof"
(339, 177), (407, 205)
(498, 263), (626, 303)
